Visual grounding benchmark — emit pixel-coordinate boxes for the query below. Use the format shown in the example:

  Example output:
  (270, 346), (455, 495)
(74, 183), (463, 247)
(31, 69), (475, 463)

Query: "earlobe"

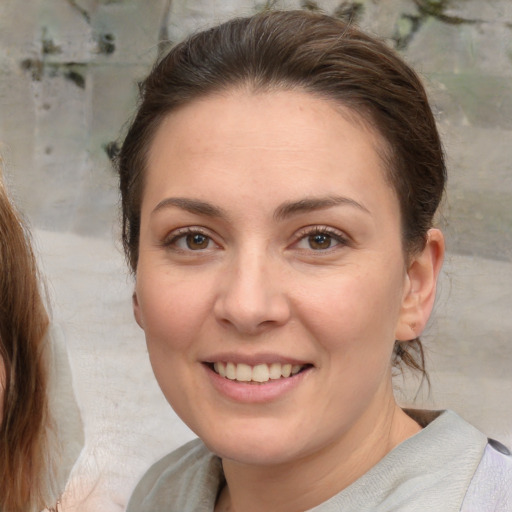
(132, 290), (144, 329)
(395, 229), (445, 341)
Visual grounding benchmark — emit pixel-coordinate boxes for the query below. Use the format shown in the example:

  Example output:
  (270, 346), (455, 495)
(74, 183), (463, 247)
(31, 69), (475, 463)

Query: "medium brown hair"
(116, 10), (446, 376)
(0, 170), (57, 511)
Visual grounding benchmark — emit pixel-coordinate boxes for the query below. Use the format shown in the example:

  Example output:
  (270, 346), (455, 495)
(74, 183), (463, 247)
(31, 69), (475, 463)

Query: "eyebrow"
(274, 196), (370, 220)
(152, 197), (227, 218)
(151, 195), (370, 220)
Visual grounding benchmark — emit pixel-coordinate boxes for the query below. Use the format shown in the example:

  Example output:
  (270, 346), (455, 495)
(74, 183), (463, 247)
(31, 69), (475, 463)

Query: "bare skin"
(134, 90), (444, 512)
(215, 400), (421, 512)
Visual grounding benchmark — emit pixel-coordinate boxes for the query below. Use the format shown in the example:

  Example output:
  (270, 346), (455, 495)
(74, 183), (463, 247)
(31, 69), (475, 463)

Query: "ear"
(132, 290), (144, 329)
(395, 229), (445, 341)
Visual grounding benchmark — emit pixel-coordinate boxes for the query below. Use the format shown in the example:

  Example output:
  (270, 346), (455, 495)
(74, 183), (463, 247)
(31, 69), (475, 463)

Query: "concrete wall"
(0, 1), (511, 510)
(1, 1), (511, 255)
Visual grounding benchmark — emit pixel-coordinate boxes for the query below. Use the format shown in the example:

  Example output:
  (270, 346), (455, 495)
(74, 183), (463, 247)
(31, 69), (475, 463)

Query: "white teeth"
(214, 362), (226, 377)
(269, 363), (282, 380)
(291, 364), (302, 376)
(212, 361), (306, 382)
(226, 362), (236, 380)
(236, 363), (252, 382)
(252, 364), (270, 383)
(281, 363), (292, 378)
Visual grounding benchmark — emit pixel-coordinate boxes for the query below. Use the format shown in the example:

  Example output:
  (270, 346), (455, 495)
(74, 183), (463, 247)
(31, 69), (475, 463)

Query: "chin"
(209, 439), (299, 467)
(195, 417), (312, 467)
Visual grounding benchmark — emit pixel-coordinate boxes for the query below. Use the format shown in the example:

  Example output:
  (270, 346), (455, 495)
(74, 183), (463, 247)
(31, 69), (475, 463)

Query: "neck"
(216, 398), (421, 512)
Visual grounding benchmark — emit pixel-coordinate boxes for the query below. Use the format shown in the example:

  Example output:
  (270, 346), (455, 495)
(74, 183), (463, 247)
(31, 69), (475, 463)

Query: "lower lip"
(203, 364), (311, 404)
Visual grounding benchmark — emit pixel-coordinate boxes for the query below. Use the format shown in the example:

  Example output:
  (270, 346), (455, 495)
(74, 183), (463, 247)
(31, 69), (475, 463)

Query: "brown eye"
(308, 233), (333, 250)
(295, 227), (347, 252)
(186, 233), (210, 250)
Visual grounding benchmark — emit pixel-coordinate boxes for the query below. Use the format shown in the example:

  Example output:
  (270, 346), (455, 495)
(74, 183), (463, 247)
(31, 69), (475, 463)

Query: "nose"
(213, 250), (291, 335)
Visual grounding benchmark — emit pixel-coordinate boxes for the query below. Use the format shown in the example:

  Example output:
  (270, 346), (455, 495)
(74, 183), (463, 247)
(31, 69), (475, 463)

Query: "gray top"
(127, 410), (512, 512)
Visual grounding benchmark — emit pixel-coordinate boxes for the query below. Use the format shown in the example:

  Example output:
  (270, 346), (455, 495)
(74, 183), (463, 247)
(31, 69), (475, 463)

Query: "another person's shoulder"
(461, 438), (512, 512)
(126, 438), (223, 512)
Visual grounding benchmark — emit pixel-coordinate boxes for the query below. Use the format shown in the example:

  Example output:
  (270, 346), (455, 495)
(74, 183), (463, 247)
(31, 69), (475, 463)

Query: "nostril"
(212, 266), (291, 333)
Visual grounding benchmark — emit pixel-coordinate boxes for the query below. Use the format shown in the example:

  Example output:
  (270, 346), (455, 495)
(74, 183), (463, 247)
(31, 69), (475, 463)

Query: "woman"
(118, 10), (512, 511)
(0, 170), (59, 512)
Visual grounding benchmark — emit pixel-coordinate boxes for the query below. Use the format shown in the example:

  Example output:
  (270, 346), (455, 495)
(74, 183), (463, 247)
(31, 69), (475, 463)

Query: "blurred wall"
(1, 1), (511, 253)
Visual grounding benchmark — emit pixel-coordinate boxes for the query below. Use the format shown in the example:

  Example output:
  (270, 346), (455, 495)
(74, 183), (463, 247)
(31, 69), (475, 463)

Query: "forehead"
(144, 89), (396, 212)
(149, 88), (384, 152)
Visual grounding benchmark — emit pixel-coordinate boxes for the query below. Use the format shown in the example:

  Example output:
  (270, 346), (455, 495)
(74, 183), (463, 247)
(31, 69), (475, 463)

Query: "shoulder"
(461, 438), (512, 512)
(314, 410), (489, 512)
(126, 438), (223, 512)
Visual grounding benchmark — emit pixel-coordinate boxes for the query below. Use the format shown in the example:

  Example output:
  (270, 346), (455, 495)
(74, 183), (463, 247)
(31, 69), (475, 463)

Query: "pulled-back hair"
(0, 169), (57, 511)
(117, 10), (446, 377)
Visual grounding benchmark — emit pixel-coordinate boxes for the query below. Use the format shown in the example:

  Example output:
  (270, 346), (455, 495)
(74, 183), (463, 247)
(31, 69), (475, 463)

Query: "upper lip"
(202, 352), (312, 366)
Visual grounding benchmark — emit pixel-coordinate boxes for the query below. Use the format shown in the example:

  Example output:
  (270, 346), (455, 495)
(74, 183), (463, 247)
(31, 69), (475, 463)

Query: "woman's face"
(134, 90), (418, 465)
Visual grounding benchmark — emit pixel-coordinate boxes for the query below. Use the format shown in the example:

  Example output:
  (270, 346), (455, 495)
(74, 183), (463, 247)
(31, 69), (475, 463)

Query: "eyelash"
(162, 225), (349, 253)
(163, 227), (217, 252)
(293, 226), (350, 252)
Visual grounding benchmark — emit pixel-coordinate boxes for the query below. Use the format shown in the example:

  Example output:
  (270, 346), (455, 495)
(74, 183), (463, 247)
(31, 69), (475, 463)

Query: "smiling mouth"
(208, 361), (311, 383)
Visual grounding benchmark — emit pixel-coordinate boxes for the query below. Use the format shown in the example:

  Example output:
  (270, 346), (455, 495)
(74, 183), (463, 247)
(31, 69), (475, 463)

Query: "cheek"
(136, 271), (211, 407)
(136, 269), (213, 354)
(298, 268), (404, 358)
